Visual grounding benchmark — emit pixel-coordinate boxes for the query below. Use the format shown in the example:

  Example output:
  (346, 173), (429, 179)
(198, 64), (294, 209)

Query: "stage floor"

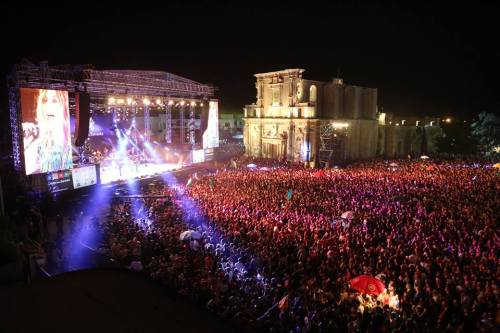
(100, 162), (179, 184)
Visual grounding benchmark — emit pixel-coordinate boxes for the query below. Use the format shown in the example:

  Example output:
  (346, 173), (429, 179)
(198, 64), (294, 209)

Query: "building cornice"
(254, 68), (305, 78)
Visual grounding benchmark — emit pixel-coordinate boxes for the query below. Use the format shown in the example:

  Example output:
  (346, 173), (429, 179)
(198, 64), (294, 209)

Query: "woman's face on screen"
(40, 90), (63, 124)
(38, 89), (67, 147)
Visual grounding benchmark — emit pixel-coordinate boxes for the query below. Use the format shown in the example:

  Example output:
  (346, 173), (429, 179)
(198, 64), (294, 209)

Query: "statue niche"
(264, 124), (279, 138)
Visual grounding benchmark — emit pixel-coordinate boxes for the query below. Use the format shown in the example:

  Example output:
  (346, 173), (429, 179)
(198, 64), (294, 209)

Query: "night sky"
(1, 1), (498, 119)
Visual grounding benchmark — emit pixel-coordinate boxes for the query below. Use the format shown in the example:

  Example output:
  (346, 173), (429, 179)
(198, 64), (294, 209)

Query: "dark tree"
(471, 112), (500, 156)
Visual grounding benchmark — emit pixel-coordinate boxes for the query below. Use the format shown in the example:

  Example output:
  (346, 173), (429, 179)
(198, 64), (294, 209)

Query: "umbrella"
(179, 230), (202, 241)
(341, 211), (354, 220)
(389, 162), (398, 167)
(420, 155), (430, 160)
(493, 163), (500, 169)
(349, 275), (386, 295)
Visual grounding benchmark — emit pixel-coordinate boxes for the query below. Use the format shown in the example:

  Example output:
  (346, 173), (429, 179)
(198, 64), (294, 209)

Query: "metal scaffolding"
(144, 106), (150, 141)
(179, 107), (185, 144)
(188, 103), (196, 146)
(12, 59), (215, 99)
(319, 122), (347, 167)
(165, 105), (172, 144)
(319, 123), (335, 168)
(9, 87), (22, 171)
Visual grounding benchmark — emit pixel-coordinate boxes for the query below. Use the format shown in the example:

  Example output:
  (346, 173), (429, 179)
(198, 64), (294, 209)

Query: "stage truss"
(11, 59), (215, 97)
(7, 59), (216, 173)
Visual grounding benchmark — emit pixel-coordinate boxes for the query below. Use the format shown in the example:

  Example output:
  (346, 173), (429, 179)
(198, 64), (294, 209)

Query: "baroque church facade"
(243, 69), (379, 167)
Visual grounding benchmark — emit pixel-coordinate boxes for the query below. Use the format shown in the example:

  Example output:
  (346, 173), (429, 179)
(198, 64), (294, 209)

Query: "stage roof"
(10, 59), (215, 99)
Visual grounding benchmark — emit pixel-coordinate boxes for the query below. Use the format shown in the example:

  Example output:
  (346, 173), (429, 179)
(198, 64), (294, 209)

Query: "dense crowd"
(102, 159), (499, 332)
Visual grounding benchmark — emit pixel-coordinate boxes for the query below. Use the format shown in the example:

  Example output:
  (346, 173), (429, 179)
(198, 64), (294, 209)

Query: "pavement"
(0, 269), (237, 333)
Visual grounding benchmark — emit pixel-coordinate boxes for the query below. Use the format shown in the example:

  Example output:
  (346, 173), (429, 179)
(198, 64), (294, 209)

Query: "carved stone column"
(288, 121), (295, 161)
(258, 123), (263, 157)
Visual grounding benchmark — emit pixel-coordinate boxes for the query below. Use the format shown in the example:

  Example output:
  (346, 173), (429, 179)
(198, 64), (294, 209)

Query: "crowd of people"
(101, 158), (499, 332)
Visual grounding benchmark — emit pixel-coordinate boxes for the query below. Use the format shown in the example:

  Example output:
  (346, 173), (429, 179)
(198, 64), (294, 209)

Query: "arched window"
(309, 85), (317, 103)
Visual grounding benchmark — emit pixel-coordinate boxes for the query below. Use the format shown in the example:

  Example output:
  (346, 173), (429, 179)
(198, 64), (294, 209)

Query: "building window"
(272, 88), (280, 106)
(309, 85), (317, 104)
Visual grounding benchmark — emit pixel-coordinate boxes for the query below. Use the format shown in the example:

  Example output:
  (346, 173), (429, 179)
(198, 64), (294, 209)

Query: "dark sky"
(1, 1), (498, 119)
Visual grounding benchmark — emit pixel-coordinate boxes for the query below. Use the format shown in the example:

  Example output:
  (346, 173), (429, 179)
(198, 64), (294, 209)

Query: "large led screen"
(72, 165), (97, 189)
(202, 100), (219, 149)
(20, 88), (73, 175)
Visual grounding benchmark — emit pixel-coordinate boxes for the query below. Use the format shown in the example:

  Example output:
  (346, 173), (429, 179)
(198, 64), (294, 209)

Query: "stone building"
(220, 111), (244, 132)
(243, 69), (379, 167)
(378, 114), (442, 158)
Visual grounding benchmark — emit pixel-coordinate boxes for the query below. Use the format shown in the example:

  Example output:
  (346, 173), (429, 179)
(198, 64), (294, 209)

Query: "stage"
(8, 60), (219, 194)
(99, 161), (180, 184)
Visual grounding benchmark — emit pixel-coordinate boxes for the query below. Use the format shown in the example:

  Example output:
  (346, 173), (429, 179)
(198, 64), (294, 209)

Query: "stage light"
(156, 99), (162, 105)
(168, 100), (174, 106)
(190, 101), (196, 107)
(127, 97), (133, 105)
(117, 98), (125, 105)
(143, 98), (151, 106)
(200, 103), (204, 107)
(180, 100), (185, 106)
(108, 97), (116, 105)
